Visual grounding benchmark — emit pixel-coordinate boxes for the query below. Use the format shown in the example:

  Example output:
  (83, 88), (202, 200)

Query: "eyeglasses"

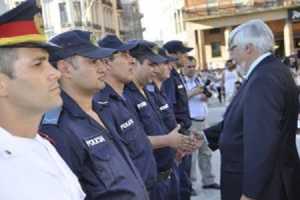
(229, 44), (237, 51)
(187, 65), (196, 69)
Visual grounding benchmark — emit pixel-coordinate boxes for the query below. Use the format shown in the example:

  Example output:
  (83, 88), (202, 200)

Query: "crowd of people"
(0, 1), (300, 200)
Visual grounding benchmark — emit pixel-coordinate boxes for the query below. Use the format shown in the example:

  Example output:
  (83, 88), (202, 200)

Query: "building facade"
(121, 0), (144, 40)
(184, 0), (300, 69)
(4, 0), (125, 39)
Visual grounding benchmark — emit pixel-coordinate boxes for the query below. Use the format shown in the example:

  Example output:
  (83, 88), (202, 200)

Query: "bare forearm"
(148, 135), (171, 149)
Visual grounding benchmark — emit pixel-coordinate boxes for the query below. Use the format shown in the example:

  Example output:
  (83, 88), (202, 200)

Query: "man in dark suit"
(203, 19), (300, 200)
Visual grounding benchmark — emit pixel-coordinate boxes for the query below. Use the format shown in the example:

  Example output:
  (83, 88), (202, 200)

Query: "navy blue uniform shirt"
(93, 84), (157, 190)
(124, 82), (176, 172)
(145, 84), (177, 132)
(39, 91), (149, 200)
(162, 68), (191, 132)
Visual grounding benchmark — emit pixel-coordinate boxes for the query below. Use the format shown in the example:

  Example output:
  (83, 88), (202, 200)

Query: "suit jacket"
(204, 55), (300, 200)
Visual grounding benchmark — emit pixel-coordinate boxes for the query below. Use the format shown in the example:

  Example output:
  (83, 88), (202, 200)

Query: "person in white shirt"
(181, 56), (220, 193)
(222, 60), (240, 103)
(0, 1), (85, 200)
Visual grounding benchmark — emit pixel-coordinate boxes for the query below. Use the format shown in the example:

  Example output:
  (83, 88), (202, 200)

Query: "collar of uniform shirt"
(244, 52), (272, 79)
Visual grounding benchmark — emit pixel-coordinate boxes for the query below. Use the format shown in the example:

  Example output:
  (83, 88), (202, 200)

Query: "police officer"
(146, 48), (182, 132)
(93, 35), (158, 195)
(39, 30), (149, 200)
(162, 40), (194, 200)
(0, 1), (85, 200)
(124, 43), (197, 200)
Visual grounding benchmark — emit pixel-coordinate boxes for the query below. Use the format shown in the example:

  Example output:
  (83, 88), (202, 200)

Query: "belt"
(157, 168), (172, 182)
(191, 118), (205, 122)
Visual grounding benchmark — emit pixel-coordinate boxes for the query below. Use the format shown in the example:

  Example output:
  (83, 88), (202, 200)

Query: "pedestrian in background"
(181, 56), (220, 194)
(222, 59), (239, 104)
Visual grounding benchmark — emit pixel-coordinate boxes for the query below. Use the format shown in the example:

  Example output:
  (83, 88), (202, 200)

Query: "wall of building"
(184, 0), (300, 69)
(3, 0), (125, 40)
(121, 0), (144, 40)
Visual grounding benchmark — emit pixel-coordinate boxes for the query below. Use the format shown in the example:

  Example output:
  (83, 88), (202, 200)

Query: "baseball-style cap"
(163, 40), (193, 54)
(157, 47), (177, 62)
(98, 34), (138, 51)
(0, 0), (59, 52)
(127, 39), (156, 49)
(49, 30), (116, 62)
(130, 43), (167, 65)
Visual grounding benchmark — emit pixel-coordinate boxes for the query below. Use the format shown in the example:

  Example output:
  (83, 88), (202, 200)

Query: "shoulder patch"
(177, 84), (184, 89)
(145, 84), (155, 92)
(42, 106), (63, 125)
(97, 101), (109, 105)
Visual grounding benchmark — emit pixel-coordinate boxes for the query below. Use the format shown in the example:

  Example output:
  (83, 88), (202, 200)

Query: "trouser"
(217, 86), (224, 103)
(149, 165), (180, 200)
(190, 120), (215, 186)
(178, 154), (192, 200)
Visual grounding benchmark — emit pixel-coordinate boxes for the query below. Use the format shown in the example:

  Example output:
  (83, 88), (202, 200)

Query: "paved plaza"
(192, 101), (225, 200)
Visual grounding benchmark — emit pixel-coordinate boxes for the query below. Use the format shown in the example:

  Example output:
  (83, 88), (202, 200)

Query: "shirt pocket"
(84, 137), (116, 189)
(119, 124), (145, 159)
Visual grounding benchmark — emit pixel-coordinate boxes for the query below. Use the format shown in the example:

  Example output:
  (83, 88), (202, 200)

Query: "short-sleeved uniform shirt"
(40, 91), (149, 200)
(93, 85), (157, 190)
(124, 82), (176, 172)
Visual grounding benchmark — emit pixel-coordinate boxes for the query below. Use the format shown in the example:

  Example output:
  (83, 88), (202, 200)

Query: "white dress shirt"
(0, 127), (86, 200)
(183, 75), (208, 120)
(245, 52), (272, 79)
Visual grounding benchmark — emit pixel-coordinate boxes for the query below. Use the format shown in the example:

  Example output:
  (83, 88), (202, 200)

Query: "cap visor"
(117, 42), (138, 51)
(181, 47), (193, 53)
(165, 55), (177, 62)
(147, 54), (168, 64)
(80, 47), (117, 59)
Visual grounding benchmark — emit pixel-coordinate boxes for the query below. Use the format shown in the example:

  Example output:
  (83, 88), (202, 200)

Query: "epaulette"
(97, 101), (109, 105)
(41, 106), (63, 125)
(145, 84), (155, 92)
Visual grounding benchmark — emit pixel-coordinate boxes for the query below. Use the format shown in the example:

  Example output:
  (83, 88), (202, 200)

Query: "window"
(73, 1), (82, 26)
(211, 42), (221, 57)
(59, 2), (69, 27)
(209, 28), (221, 34)
(207, 0), (218, 7)
(15, 1), (22, 6)
(233, 0), (244, 4)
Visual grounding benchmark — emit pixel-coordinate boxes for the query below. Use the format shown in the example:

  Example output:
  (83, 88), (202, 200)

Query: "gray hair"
(229, 19), (274, 54)
(0, 48), (18, 78)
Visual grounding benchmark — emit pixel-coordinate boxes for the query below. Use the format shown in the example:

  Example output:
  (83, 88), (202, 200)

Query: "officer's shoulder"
(41, 106), (63, 125)
(95, 100), (109, 106)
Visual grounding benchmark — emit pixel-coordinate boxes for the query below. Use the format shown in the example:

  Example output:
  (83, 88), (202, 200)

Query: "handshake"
(168, 125), (205, 161)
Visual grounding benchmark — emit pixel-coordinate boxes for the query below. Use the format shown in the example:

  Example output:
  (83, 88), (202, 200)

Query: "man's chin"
(44, 97), (63, 112)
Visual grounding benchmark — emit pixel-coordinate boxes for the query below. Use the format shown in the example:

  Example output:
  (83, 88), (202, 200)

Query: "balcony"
(184, 0), (300, 21)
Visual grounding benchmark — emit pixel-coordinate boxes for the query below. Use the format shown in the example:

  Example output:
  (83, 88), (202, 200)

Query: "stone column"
(99, 0), (105, 37)
(197, 30), (206, 70)
(284, 19), (294, 56)
(112, 0), (120, 37)
(224, 26), (232, 60)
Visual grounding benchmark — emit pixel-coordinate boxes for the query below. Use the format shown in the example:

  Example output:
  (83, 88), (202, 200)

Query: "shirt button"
(4, 150), (12, 155)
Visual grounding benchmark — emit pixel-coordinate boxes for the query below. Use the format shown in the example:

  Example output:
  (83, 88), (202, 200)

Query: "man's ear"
(56, 60), (72, 78)
(245, 43), (254, 55)
(0, 73), (10, 97)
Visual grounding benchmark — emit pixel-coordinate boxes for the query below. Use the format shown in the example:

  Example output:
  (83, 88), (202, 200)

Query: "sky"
(138, 0), (162, 41)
